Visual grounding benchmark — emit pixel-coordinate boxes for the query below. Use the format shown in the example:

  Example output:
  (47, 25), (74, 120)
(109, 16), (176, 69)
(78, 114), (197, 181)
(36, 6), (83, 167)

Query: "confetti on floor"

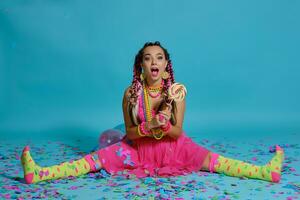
(0, 131), (299, 199)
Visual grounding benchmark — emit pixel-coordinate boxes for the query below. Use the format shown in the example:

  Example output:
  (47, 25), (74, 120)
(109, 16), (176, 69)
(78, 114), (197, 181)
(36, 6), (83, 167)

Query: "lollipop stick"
(166, 99), (173, 110)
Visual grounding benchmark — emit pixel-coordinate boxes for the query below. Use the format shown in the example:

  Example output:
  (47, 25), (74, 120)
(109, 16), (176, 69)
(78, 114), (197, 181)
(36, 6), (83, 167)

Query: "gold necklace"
(142, 82), (164, 140)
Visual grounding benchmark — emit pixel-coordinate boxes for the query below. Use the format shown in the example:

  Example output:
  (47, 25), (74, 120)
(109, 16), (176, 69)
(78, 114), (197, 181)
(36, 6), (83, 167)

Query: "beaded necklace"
(142, 82), (164, 139)
(142, 83), (152, 122)
(147, 84), (163, 98)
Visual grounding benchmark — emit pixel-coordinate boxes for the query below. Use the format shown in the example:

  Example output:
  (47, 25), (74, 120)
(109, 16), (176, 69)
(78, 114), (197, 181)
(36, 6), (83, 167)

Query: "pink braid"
(129, 65), (142, 105)
(163, 60), (177, 125)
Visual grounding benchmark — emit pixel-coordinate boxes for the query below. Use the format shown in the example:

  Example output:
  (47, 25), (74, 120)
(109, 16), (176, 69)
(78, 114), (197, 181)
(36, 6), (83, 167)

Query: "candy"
(168, 83), (187, 102)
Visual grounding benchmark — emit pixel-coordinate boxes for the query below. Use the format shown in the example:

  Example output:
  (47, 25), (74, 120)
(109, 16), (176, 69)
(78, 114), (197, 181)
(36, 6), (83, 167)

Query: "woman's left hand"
(158, 108), (171, 126)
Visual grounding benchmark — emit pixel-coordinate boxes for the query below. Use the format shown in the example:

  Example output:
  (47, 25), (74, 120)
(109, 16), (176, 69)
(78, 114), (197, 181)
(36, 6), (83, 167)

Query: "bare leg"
(201, 152), (212, 171)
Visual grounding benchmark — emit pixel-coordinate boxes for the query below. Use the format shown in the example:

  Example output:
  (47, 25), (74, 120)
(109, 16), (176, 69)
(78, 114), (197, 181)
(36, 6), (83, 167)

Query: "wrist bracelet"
(153, 132), (164, 140)
(139, 122), (151, 136)
(152, 128), (164, 140)
(137, 124), (146, 137)
(161, 121), (171, 133)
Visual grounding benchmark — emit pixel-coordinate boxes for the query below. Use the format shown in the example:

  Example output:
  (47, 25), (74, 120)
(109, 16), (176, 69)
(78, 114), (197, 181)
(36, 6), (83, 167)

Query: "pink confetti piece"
(289, 168), (296, 172)
(69, 186), (78, 190)
(4, 194), (10, 199)
(251, 157), (258, 161)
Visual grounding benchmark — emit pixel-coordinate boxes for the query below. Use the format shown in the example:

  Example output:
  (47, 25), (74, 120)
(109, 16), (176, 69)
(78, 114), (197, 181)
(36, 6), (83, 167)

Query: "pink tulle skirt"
(97, 132), (210, 178)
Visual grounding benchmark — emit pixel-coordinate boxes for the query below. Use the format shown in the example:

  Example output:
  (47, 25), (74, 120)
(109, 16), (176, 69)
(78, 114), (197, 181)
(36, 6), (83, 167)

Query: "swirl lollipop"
(168, 83), (187, 102)
(158, 83), (187, 124)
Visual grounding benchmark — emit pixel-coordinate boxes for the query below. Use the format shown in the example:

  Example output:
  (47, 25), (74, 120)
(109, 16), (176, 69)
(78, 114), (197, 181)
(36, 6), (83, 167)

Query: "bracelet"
(141, 122), (151, 135)
(161, 121), (171, 133)
(151, 128), (164, 140)
(138, 121), (166, 140)
(138, 122), (151, 136)
(137, 124), (146, 137)
(153, 133), (164, 140)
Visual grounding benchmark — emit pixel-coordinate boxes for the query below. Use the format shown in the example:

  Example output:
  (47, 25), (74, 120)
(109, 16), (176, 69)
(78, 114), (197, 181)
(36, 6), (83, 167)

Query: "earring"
(140, 73), (145, 81)
(162, 71), (170, 80)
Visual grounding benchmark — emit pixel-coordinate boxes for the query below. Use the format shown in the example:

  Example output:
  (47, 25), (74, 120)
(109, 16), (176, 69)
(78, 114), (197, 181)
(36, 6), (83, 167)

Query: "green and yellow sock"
(209, 145), (284, 182)
(21, 146), (101, 184)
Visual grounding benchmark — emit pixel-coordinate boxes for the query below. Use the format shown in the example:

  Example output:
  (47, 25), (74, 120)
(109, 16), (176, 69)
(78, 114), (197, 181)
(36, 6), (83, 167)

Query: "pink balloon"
(98, 129), (124, 149)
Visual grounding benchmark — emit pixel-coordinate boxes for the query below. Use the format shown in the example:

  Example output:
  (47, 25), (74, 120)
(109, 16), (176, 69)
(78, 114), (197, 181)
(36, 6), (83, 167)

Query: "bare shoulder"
(123, 86), (132, 97)
(122, 86), (132, 105)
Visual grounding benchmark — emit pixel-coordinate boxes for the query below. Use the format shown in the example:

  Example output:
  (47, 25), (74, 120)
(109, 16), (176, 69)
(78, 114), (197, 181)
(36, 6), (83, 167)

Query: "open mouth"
(150, 67), (159, 77)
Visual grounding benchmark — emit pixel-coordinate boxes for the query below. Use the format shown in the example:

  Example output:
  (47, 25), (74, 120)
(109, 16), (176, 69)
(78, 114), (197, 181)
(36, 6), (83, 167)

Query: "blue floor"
(0, 128), (299, 199)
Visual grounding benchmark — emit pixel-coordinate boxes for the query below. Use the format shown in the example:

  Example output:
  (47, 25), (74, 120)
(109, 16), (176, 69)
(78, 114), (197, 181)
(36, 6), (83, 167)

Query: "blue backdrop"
(1, 0), (299, 138)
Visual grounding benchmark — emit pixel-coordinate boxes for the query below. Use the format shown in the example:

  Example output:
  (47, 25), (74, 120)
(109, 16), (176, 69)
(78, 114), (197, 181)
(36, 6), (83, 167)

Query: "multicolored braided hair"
(128, 41), (177, 125)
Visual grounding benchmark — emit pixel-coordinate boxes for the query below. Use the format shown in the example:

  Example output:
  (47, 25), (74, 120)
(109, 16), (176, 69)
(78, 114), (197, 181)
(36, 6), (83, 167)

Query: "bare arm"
(122, 88), (144, 140)
(161, 99), (186, 139)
